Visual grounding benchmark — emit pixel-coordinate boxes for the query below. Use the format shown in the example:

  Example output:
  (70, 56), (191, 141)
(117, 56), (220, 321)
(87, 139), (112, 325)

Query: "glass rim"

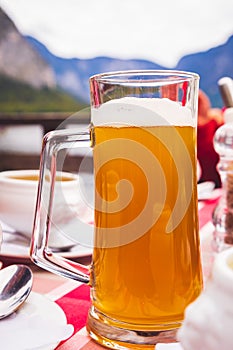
(90, 69), (200, 84)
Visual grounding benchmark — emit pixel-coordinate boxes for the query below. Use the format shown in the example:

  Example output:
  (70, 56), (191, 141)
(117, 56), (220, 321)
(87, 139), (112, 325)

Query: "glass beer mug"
(30, 70), (203, 349)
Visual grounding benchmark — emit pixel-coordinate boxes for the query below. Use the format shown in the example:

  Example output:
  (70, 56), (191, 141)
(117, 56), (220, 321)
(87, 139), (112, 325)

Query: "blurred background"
(0, 0), (232, 171)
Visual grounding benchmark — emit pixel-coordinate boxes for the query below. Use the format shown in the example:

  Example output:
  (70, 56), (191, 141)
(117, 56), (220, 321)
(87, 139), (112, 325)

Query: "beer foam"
(91, 97), (194, 127)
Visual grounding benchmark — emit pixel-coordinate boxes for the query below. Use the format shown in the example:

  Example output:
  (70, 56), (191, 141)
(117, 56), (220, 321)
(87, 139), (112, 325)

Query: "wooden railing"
(0, 111), (92, 172)
(0, 111), (90, 134)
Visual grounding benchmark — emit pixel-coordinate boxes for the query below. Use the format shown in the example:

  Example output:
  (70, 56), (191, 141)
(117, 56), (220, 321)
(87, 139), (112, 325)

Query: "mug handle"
(30, 128), (92, 284)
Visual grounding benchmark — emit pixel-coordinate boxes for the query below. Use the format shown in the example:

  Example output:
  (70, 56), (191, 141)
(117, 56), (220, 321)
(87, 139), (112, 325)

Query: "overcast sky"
(1, 0), (233, 67)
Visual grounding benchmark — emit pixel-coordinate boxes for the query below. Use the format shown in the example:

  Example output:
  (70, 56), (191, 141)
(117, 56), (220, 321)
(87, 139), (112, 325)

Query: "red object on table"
(56, 284), (90, 334)
(197, 120), (221, 187)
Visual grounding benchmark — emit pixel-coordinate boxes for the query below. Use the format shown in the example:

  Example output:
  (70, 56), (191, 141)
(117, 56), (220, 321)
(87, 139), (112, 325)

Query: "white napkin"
(0, 293), (74, 350)
(156, 343), (183, 350)
(0, 312), (74, 349)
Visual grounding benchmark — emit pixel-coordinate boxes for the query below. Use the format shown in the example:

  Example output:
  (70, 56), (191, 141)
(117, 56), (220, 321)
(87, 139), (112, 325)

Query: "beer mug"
(30, 70), (203, 348)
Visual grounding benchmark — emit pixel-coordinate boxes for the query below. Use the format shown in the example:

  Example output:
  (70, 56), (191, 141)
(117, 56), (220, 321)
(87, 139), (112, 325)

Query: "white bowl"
(0, 169), (89, 248)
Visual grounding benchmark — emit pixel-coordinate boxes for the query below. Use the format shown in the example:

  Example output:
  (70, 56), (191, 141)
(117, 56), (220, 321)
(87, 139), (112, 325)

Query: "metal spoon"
(0, 264), (33, 319)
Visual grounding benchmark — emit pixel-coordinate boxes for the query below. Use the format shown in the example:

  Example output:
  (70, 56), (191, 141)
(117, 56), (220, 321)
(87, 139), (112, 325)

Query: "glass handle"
(30, 128), (91, 283)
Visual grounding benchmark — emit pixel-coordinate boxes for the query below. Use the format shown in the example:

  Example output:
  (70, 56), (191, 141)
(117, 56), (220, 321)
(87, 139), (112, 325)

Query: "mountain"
(0, 73), (86, 112)
(25, 36), (165, 103)
(1, 6), (232, 108)
(26, 35), (233, 107)
(0, 8), (87, 112)
(0, 8), (55, 89)
(176, 35), (233, 107)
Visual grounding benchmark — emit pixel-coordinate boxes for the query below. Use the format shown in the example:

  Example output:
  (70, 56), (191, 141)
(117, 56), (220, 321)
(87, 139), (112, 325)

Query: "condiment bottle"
(212, 115), (233, 251)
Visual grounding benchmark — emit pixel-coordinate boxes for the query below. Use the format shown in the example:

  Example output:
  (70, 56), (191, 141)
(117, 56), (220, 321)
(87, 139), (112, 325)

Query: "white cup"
(0, 169), (91, 248)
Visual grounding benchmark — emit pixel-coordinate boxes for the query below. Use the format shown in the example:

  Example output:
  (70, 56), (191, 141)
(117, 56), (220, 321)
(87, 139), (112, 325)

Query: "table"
(2, 191), (221, 350)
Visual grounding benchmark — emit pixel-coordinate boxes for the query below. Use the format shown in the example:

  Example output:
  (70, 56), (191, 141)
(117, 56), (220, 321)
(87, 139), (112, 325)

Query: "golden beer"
(90, 124), (203, 329)
(30, 70), (201, 348)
